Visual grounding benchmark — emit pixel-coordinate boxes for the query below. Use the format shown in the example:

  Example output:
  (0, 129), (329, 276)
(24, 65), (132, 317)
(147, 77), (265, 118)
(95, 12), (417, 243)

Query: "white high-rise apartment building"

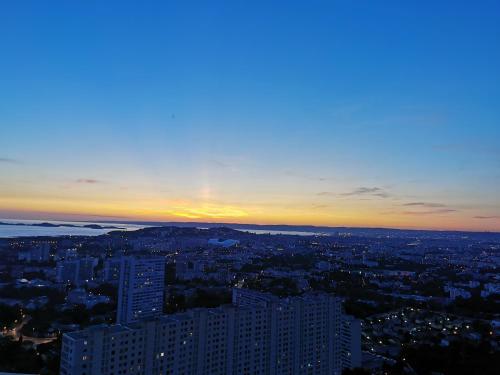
(116, 256), (165, 324)
(61, 288), (361, 375)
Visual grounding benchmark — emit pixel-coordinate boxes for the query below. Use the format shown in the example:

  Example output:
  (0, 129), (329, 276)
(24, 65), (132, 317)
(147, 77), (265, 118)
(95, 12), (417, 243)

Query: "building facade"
(103, 258), (123, 284)
(340, 315), (362, 370)
(116, 256), (166, 324)
(61, 289), (361, 375)
(56, 257), (98, 286)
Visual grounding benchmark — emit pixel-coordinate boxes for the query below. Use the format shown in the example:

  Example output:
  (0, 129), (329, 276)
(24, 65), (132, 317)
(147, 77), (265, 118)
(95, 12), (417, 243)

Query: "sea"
(0, 219), (146, 238)
(0, 219), (326, 238)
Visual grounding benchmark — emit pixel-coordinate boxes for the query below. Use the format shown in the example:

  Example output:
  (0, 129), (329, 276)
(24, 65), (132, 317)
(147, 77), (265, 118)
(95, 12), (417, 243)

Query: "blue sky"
(1, 1), (499, 230)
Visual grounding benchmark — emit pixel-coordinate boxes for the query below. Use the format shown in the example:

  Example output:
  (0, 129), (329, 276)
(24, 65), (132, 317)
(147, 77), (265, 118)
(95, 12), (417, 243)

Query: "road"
(1, 315), (57, 346)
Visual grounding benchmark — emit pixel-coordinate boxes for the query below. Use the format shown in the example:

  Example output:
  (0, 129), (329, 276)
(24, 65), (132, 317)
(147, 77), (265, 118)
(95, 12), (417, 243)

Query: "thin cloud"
(208, 159), (241, 173)
(317, 186), (392, 199)
(402, 202), (447, 208)
(0, 157), (19, 164)
(372, 192), (391, 198)
(166, 204), (248, 219)
(341, 187), (391, 199)
(210, 159), (231, 169)
(474, 215), (500, 220)
(402, 209), (457, 215)
(317, 191), (336, 196)
(311, 204), (329, 209)
(75, 178), (102, 184)
(316, 176), (338, 182)
(433, 143), (500, 156)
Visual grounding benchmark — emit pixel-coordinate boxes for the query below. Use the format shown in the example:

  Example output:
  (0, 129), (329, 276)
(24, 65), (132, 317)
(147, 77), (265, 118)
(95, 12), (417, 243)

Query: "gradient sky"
(1, 1), (500, 231)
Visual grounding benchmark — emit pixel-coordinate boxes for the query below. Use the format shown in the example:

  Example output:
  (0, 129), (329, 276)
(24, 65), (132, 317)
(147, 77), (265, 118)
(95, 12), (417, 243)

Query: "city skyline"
(1, 1), (500, 231)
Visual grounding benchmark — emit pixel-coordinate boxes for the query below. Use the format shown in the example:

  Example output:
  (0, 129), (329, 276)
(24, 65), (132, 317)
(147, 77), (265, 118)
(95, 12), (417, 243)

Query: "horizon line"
(2, 216), (500, 235)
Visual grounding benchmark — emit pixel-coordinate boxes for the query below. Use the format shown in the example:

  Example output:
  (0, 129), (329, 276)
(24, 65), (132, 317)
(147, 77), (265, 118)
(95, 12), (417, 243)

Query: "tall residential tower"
(116, 256), (165, 324)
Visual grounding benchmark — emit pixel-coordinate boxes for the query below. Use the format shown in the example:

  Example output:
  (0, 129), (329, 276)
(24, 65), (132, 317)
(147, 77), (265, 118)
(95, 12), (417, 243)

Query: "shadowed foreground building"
(340, 315), (362, 370)
(60, 289), (361, 375)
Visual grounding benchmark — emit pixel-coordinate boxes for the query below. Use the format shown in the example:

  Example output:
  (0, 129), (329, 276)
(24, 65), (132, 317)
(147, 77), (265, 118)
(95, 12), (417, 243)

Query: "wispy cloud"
(433, 143), (500, 156)
(75, 178), (102, 184)
(341, 186), (391, 199)
(402, 209), (457, 215)
(317, 186), (392, 199)
(210, 159), (232, 169)
(0, 157), (19, 164)
(474, 215), (500, 220)
(311, 204), (329, 209)
(208, 159), (241, 173)
(166, 204), (248, 219)
(402, 202), (447, 208)
(283, 170), (324, 181)
(317, 191), (336, 196)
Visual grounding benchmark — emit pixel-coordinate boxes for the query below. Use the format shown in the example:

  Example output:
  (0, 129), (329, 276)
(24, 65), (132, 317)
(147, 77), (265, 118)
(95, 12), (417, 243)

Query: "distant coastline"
(0, 219), (144, 238)
(1, 219), (499, 240)
(89, 220), (500, 238)
(0, 221), (122, 230)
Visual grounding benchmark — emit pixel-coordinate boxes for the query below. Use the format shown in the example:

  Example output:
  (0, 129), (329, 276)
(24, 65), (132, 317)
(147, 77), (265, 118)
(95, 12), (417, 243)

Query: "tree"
(342, 368), (370, 375)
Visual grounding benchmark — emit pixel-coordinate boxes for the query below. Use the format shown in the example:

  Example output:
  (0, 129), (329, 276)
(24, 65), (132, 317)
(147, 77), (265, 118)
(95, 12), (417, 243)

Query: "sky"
(1, 0), (499, 231)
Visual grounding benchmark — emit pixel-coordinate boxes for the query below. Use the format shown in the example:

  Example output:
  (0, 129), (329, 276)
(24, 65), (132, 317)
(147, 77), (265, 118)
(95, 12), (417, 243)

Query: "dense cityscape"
(2, 1), (500, 374)
(0, 224), (498, 374)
